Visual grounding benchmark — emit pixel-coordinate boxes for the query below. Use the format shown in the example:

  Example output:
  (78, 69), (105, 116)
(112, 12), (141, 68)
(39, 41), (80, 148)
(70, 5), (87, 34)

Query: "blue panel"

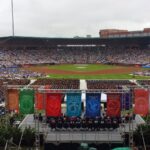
(86, 93), (101, 117)
(66, 93), (81, 117)
(121, 93), (131, 110)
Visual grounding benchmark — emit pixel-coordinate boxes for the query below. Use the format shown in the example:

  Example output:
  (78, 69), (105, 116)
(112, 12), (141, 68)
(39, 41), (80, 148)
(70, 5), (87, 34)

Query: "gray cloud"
(0, 0), (150, 37)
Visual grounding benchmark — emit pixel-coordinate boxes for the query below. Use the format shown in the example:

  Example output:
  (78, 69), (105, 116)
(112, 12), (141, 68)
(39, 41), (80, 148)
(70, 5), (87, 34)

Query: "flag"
(66, 93), (81, 117)
(8, 89), (19, 112)
(35, 93), (44, 110)
(121, 93), (131, 110)
(19, 89), (34, 114)
(86, 93), (101, 117)
(107, 94), (121, 117)
(46, 93), (62, 117)
(134, 89), (149, 116)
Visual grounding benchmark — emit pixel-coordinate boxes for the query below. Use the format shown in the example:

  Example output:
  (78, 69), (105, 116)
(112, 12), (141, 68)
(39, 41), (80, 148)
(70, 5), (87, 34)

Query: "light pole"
(11, 0), (15, 36)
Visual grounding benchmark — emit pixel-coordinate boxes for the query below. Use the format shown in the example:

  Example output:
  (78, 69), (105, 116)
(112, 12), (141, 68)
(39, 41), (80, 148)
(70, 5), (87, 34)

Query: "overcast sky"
(0, 0), (150, 37)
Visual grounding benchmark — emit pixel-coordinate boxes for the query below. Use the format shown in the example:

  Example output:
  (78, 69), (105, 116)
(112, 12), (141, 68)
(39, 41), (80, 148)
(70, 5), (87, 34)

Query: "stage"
(19, 114), (145, 144)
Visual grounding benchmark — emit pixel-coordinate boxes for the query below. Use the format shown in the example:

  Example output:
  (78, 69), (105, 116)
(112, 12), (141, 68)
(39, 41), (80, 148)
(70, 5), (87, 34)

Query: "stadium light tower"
(11, 0), (15, 36)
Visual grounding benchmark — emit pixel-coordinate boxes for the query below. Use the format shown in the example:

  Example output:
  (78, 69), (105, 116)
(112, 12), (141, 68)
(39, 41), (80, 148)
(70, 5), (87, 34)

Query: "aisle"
(80, 80), (87, 90)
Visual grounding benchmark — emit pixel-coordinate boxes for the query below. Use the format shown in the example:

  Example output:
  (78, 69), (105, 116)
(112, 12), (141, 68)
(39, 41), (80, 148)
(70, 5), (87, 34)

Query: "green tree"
(12, 127), (22, 145)
(22, 127), (35, 147)
(133, 124), (150, 146)
(0, 127), (6, 146)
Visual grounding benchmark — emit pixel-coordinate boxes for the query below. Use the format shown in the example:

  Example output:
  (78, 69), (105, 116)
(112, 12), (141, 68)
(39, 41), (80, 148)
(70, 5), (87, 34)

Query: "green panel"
(19, 89), (34, 114)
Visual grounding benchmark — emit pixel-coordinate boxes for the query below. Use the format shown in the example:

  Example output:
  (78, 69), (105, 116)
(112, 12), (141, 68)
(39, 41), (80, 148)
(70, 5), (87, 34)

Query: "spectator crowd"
(32, 79), (80, 89)
(137, 80), (150, 86)
(0, 47), (149, 78)
(87, 80), (136, 89)
(0, 48), (149, 66)
(133, 70), (150, 77)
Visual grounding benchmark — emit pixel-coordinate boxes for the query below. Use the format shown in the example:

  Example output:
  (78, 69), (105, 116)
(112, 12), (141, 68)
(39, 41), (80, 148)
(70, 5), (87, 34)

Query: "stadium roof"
(0, 36), (150, 48)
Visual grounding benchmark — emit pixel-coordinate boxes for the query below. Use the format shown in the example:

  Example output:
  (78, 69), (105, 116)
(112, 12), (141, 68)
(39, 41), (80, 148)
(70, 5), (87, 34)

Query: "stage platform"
(19, 114), (145, 144)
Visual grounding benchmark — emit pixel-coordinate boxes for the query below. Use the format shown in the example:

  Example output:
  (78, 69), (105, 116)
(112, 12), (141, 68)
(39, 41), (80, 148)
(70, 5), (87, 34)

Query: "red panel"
(36, 93), (44, 110)
(134, 89), (149, 116)
(107, 94), (121, 117)
(46, 93), (62, 117)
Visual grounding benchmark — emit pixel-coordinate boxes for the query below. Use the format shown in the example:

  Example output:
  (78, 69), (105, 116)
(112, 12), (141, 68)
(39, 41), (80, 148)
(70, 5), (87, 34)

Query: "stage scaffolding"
(1, 84), (150, 149)
(5, 85), (131, 93)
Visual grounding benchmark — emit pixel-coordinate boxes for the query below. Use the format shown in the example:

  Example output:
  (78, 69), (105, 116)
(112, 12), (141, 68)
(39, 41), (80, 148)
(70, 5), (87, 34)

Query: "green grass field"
(46, 64), (150, 79)
(48, 73), (150, 79)
(48, 64), (117, 71)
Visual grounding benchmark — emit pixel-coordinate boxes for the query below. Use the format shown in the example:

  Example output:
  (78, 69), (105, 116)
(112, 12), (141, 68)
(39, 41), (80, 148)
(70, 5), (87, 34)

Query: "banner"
(46, 93), (62, 117)
(35, 93), (44, 110)
(86, 93), (101, 117)
(66, 93), (81, 117)
(19, 89), (34, 114)
(107, 94), (121, 117)
(121, 93), (131, 110)
(134, 89), (149, 116)
(8, 89), (19, 112)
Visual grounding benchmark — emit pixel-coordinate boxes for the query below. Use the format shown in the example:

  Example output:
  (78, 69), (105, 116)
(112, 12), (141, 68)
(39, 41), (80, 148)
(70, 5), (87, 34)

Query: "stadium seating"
(137, 80), (150, 86)
(0, 48), (149, 78)
(32, 79), (80, 89)
(87, 80), (136, 89)
(0, 48), (149, 66)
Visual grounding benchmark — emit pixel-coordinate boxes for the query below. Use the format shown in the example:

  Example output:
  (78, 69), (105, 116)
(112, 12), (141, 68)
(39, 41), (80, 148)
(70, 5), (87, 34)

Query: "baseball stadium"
(1, 0), (150, 149)
(0, 33), (150, 79)
(0, 29), (150, 150)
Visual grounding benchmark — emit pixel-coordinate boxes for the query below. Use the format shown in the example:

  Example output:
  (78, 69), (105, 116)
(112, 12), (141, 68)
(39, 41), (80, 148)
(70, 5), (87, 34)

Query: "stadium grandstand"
(0, 47), (149, 65)
(0, 36), (150, 65)
(0, 35), (150, 78)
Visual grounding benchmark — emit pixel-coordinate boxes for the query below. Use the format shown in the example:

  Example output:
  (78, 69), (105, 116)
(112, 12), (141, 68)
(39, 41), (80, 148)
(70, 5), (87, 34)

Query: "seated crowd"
(0, 48), (149, 66)
(133, 70), (150, 77)
(34, 113), (133, 131)
(0, 67), (45, 79)
(0, 79), (30, 85)
(47, 116), (120, 131)
(87, 80), (136, 89)
(32, 79), (80, 89)
(137, 80), (150, 86)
